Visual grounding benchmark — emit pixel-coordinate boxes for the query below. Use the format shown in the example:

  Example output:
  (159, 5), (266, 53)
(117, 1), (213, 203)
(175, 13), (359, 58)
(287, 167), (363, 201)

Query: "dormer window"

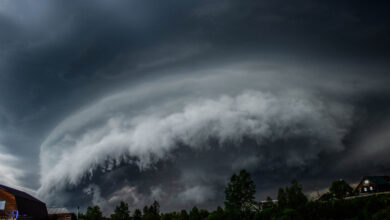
(364, 179), (369, 184)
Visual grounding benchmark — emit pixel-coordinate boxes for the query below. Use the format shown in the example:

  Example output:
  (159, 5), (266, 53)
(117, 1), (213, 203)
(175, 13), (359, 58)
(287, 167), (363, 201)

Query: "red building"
(48, 208), (77, 220)
(356, 176), (390, 194)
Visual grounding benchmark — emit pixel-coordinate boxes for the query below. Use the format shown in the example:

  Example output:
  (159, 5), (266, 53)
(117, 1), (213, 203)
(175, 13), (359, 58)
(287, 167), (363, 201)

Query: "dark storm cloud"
(0, 0), (390, 214)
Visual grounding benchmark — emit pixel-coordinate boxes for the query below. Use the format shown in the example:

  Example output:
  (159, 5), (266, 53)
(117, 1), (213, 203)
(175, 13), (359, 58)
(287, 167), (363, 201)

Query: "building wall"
(356, 178), (377, 193)
(0, 189), (48, 220)
(357, 183), (375, 193)
(49, 213), (77, 220)
(356, 178), (390, 193)
(0, 189), (18, 218)
(15, 197), (48, 220)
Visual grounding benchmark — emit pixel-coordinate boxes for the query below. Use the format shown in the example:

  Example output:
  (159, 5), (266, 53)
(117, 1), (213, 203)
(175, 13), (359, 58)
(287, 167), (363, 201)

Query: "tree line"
(74, 170), (390, 220)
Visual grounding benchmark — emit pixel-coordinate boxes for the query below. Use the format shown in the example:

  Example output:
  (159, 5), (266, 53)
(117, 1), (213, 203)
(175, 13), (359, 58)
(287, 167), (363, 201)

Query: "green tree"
(110, 201), (130, 220)
(143, 206), (149, 215)
(204, 207), (225, 220)
(133, 209), (142, 220)
(329, 179), (353, 199)
(199, 209), (209, 219)
(85, 206), (103, 220)
(372, 207), (390, 220)
(150, 201), (160, 215)
(278, 208), (303, 220)
(179, 210), (189, 220)
(277, 180), (307, 210)
(224, 169), (256, 219)
(78, 213), (86, 220)
(161, 213), (174, 220)
(142, 201), (160, 220)
(285, 179), (307, 209)
(189, 207), (200, 220)
(277, 188), (287, 209)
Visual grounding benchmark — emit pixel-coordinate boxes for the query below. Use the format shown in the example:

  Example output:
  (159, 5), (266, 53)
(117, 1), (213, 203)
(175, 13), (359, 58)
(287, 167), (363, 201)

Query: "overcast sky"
(1, 0), (390, 214)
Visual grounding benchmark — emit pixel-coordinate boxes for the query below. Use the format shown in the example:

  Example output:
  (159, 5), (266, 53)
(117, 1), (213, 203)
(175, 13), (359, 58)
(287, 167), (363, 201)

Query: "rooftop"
(47, 208), (72, 214)
(0, 184), (45, 204)
(363, 176), (390, 185)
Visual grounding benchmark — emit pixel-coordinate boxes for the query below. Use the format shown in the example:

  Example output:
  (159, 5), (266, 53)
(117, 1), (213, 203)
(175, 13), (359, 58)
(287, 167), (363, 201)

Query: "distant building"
(258, 199), (278, 210)
(0, 184), (48, 219)
(48, 208), (77, 220)
(316, 192), (333, 201)
(356, 176), (390, 194)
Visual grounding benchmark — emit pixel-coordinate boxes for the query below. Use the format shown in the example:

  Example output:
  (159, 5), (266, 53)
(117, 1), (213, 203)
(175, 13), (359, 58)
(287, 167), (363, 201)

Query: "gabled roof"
(363, 176), (390, 185)
(0, 184), (45, 204)
(47, 208), (71, 214)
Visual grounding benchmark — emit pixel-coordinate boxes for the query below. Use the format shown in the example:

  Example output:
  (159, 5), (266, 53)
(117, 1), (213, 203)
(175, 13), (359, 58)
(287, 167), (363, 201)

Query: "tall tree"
(199, 209), (209, 219)
(133, 209), (142, 220)
(161, 213), (173, 220)
(277, 188), (287, 209)
(204, 207), (225, 220)
(179, 210), (189, 220)
(143, 206), (149, 216)
(150, 201), (160, 215)
(142, 201), (160, 220)
(189, 206), (200, 220)
(277, 179), (307, 210)
(224, 169), (256, 219)
(85, 206), (103, 220)
(329, 179), (353, 199)
(110, 201), (130, 220)
(285, 179), (307, 209)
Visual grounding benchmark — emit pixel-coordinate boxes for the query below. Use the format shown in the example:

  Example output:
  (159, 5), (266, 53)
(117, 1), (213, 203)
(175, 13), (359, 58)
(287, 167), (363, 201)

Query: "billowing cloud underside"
(0, 0), (389, 213)
(37, 68), (355, 210)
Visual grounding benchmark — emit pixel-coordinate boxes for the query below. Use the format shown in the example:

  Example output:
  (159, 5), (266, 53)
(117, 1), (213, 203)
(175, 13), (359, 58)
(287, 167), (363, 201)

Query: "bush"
(372, 207), (390, 220)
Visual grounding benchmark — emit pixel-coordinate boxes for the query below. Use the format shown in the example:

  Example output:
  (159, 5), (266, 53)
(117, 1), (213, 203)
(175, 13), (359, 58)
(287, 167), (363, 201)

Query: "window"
(369, 186), (374, 191)
(364, 179), (369, 184)
(0, 200), (5, 210)
(66, 216), (71, 219)
(364, 187), (367, 192)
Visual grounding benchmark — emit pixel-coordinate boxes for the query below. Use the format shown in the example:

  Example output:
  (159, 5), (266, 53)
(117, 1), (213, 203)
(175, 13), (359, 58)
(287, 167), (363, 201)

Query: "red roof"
(0, 184), (45, 204)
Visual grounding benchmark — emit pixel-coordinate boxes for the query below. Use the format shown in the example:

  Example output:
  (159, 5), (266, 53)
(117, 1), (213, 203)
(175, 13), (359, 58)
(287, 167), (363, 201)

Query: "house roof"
(0, 184), (45, 204)
(47, 208), (71, 214)
(363, 176), (390, 185)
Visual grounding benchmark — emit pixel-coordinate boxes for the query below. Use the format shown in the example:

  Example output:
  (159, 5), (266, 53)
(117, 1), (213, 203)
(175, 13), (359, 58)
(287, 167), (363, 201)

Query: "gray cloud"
(36, 62), (358, 210)
(177, 185), (215, 204)
(0, 145), (24, 187)
(0, 0), (390, 214)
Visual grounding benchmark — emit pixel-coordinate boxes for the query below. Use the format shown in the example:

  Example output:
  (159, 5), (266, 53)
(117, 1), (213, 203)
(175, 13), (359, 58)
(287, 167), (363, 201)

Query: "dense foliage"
(224, 169), (256, 219)
(75, 171), (390, 220)
(110, 201), (131, 220)
(329, 179), (354, 199)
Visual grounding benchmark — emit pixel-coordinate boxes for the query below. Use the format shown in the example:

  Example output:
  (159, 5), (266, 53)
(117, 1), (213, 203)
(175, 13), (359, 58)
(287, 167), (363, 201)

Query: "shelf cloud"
(37, 66), (356, 209)
(0, 0), (389, 213)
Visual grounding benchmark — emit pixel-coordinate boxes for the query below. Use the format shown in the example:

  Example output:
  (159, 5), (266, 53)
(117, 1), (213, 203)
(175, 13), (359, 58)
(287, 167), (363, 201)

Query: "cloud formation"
(38, 67), (354, 208)
(0, 0), (390, 213)
(0, 145), (24, 187)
